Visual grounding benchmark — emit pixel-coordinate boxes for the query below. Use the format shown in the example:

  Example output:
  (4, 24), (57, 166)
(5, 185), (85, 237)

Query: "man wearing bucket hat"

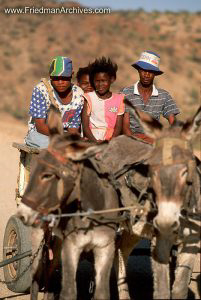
(121, 50), (180, 144)
(25, 56), (84, 148)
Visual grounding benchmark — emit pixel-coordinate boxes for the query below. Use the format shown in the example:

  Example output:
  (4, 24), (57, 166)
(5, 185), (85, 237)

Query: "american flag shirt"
(27, 80), (84, 133)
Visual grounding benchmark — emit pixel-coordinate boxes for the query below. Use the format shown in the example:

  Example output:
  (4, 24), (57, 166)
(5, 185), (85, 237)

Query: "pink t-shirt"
(84, 91), (124, 140)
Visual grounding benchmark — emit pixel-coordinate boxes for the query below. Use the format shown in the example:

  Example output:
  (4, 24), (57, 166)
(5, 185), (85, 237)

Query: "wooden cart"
(2, 143), (40, 293)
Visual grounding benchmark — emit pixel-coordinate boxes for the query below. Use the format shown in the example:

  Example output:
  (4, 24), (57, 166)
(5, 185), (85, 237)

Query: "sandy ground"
(0, 112), (200, 300)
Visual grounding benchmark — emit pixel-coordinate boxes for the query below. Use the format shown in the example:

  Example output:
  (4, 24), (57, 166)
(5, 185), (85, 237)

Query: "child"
(76, 66), (94, 93)
(82, 57), (124, 142)
(25, 56), (84, 148)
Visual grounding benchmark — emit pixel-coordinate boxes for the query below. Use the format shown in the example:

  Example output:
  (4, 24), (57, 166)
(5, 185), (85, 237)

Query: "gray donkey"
(17, 107), (120, 300)
(116, 106), (201, 299)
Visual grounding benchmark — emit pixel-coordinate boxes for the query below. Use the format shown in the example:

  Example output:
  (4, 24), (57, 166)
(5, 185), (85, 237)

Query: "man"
(25, 56), (84, 148)
(122, 50), (180, 143)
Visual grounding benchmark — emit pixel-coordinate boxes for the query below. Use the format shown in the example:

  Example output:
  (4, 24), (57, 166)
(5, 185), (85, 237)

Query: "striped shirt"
(121, 81), (180, 134)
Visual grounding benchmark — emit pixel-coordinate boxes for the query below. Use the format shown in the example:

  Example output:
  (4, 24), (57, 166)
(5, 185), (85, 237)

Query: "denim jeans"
(25, 130), (49, 149)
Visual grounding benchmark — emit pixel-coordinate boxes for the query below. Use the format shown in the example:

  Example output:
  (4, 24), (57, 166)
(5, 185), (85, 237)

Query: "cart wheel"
(3, 215), (32, 293)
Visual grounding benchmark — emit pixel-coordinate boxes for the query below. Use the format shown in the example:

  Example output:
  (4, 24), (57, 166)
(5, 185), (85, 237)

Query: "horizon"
(61, 0), (201, 12)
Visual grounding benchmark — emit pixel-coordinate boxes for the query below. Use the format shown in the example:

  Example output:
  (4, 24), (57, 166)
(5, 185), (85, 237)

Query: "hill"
(0, 0), (201, 120)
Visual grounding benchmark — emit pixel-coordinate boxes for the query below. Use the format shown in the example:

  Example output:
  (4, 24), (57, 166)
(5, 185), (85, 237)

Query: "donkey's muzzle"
(153, 217), (179, 234)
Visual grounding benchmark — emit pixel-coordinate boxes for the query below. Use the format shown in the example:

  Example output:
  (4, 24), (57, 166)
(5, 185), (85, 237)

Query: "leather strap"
(41, 78), (60, 110)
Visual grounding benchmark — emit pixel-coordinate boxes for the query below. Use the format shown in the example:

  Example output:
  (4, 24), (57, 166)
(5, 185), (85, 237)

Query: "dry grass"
(1, 0), (201, 122)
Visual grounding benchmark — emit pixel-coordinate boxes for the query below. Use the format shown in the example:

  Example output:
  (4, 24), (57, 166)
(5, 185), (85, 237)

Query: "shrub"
(189, 51), (201, 63)
(194, 38), (201, 43)
(169, 62), (180, 73)
(153, 24), (160, 32)
(47, 36), (56, 43)
(187, 70), (193, 78)
(159, 34), (167, 41)
(3, 61), (13, 71)
(165, 47), (174, 56)
(189, 88), (199, 103)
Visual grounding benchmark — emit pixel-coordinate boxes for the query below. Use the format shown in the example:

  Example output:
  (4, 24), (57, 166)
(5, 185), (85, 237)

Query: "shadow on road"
(76, 239), (198, 300)
(77, 240), (153, 300)
(0, 294), (27, 300)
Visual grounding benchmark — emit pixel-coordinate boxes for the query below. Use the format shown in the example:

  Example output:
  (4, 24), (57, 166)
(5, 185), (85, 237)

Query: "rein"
(41, 204), (152, 227)
(41, 203), (200, 232)
(47, 147), (68, 164)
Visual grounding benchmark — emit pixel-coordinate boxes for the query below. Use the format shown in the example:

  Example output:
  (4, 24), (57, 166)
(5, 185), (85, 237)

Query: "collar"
(50, 82), (75, 104)
(134, 81), (158, 96)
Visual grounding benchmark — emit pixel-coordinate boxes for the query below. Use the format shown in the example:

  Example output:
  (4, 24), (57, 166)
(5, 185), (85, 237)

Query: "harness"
(155, 137), (191, 166)
(32, 136), (200, 234)
(38, 148), (78, 180)
(151, 137), (200, 214)
(41, 78), (60, 111)
(34, 146), (153, 232)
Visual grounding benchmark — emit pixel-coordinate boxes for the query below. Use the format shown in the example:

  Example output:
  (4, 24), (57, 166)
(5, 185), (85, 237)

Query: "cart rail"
(12, 142), (40, 154)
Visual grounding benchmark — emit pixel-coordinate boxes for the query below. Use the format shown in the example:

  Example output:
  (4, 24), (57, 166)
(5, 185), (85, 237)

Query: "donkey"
(17, 107), (120, 300)
(116, 106), (201, 299)
(17, 105), (201, 299)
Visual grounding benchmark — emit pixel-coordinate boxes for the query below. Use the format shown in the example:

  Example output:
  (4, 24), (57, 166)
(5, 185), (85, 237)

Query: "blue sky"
(71, 0), (201, 12)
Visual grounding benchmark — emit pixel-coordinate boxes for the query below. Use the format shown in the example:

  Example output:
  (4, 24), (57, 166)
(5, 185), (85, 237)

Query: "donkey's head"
(133, 106), (201, 239)
(17, 106), (99, 225)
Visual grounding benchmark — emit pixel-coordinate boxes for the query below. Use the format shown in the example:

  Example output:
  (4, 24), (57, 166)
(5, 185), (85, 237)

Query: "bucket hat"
(132, 51), (163, 75)
(49, 56), (73, 77)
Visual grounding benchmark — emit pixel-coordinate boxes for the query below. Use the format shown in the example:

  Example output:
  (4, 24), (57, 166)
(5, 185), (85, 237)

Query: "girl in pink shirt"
(82, 57), (124, 142)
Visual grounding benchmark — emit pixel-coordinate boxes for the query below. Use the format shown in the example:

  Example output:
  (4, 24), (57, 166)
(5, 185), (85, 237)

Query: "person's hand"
(96, 139), (103, 144)
(80, 137), (89, 141)
(143, 136), (154, 144)
(133, 133), (154, 144)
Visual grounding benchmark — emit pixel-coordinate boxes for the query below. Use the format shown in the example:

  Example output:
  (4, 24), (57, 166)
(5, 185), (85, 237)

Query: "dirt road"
(0, 113), (200, 299)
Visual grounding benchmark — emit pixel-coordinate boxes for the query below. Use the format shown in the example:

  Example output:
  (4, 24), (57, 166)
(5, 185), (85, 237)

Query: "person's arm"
(133, 133), (154, 144)
(111, 94), (124, 138)
(123, 112), (154, 144)
(168, 114), (175, 125)
(112, 115), (123, 138)
(65, 94), (85, 136)
(34, 118), (49, 135)
(81, 99), (97, 142)
(123, 112), (133, 137)
(162, 91), (180, 124)
(68, 128), (80, 135)
(29, 86), (50, 135)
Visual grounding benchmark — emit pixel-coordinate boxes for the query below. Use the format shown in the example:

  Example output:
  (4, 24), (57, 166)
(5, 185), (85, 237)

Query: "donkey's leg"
(115, 200), (152, 300)
(59, 238), (81, 300)
(114, 230), (140, 300)
(171, 241), (199, 299)
(93, 241), (115, 300)
(151, 238), (170, 300)
(30, 227), (44, 300)
(45, 237), (62, 300)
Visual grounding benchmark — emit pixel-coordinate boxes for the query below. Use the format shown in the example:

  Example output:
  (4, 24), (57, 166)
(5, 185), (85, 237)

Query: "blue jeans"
(25, 130), (49, 149)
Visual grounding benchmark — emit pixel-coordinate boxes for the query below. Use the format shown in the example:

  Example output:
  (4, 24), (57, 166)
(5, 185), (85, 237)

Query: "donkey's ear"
(181, 106), (201, 141)
(47, 105), (63, 136)
(125, 100), (163, 138)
